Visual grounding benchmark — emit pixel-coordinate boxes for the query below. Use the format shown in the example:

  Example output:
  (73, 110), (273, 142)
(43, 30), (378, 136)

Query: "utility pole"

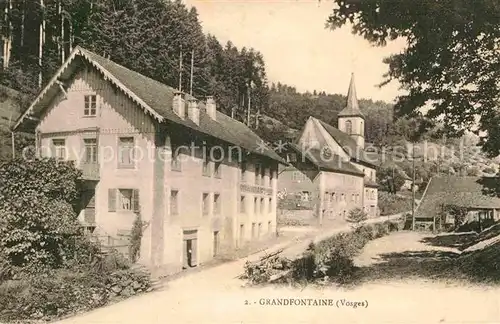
(178, 47), (183, 92)
(411, 142), (416, 231)
(189, 49), (194, 95)
(246, 82), (251, 127)
(3, 0), (12, 69)
(38, 0), (45, 89)
(255, 108), (260, 129)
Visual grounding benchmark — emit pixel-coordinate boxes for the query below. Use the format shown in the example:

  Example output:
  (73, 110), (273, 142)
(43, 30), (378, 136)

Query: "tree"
(0, 158), (83, 269)
(327, 0), (500, 156)
(377, 164), (406, 194)
(346, 208), (368, 229)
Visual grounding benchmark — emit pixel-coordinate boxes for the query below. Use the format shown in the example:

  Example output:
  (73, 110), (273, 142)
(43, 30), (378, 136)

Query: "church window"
(345, 120), (352, 135)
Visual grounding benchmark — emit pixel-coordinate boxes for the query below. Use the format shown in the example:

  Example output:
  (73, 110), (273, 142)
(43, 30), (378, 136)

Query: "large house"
(278, 73), (379, 222)
(415, 176), (500, 231)
(13, 46), (284, 275)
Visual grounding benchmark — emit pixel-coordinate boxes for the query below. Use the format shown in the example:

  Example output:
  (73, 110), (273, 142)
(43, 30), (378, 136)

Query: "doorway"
(183, 230), (198, 269)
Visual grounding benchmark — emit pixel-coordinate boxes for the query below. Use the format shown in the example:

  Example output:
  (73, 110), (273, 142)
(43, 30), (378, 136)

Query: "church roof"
(338, 73), (364, 119)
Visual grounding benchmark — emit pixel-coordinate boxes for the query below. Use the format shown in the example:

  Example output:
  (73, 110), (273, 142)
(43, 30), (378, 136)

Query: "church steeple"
(337, 73), (365, 149)
(338, 73), (364, 119)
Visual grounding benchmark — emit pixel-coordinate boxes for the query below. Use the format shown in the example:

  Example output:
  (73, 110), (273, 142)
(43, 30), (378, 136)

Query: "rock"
(132, 281), (142, 290)
(111, 285), (122, 293)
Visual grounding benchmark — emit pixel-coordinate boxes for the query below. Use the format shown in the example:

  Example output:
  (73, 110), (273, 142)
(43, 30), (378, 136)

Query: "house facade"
(13, 46), (283, 275)
(278, 73), (379, 222)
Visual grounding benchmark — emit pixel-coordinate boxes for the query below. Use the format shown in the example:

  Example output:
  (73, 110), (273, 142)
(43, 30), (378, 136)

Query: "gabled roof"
(416, 176), (500, 219)
(287, 143), (364, 177)
(13, 46), (283, 163)
(316, 118), (378, 167)
(338, 73), (364, 119)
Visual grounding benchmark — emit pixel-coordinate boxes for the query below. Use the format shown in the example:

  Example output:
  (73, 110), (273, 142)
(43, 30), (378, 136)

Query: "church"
(278, 73), (379, 223)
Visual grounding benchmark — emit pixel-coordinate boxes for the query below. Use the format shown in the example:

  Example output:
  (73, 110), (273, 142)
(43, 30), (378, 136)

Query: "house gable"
(38, 64), (156, 136)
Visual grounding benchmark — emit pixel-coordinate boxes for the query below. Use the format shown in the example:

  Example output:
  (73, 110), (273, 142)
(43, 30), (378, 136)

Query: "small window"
(118, 137), (135, 168)
(260, 197), (265, 214)
(351, 194), (355, 202)
(202, 193), (210, 215)
(254, 197), (258, 215)
(268, 221), (272, 233)
(214, 161), (222, 178)
(255, 164), (261, 185)
(240, 161), (247, 182)
(171, 146), (181, 171)
(268, 197), (272, 213)
(240, 195), (246, 213)
(170, 190), (179, 215)
(214, 193), (221, 215)
(202, 156), (211, 176)
(341, 193), (345, 201)
(84, 138), (98, 163)
(117, 188), (139, 211)
(84, 95), (97, 116)
(53, 139), (66, 160)
(286, 153), (297, 163)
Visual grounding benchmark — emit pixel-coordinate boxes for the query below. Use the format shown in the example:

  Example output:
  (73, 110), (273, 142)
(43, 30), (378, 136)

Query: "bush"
(346, 208), (368, 229)
(0, 265), (151, 322)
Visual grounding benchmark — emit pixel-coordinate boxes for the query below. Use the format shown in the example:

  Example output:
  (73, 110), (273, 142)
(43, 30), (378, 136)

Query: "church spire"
(338, 72), (364, 119)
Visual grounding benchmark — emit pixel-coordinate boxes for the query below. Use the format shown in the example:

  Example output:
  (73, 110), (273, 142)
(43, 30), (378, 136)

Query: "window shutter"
(108, 189), (116, 212)
(133, 189), (140, 212)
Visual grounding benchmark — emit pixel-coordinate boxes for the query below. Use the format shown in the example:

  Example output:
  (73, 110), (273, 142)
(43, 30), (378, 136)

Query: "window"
(292, 171), (306, 181)
(84, 138), (98, 163)
(118, 137), (135, 168)
(260, 197), (265, 214)
(171, 145), (181, 171)
(240, 195), (246, 213)
(84, 95), (97, 116)
(254, 197), (258, 215)
(252, 223), (256, 238)
(214, 161), (222, 178)
(286, 153), (297, 163)
(324, 192), (330, 202)
(268, 221), (272, 233)
(331, 192), (336, 201)
(261, 166), (266, 185)
(170, 190), (179, 215)
(202, 193), (210, 215)
(268, 198), (272, 213)
(345, 120), (352, 134)
(213, 231), (220, 257)
(214, 193), (221, 215)
(240, 161), (247, 182)
(53, 139), (66, 160)
(351, 194), (355, 202)
(202, 156), (210, 176)
(255, 164), (261, 185)
(108, 188), (139, 212)
(258, 223), (262, 237)
(270, 168), (275, 182)
(360, 121), (364, 136)
(341, 193), (345, 201)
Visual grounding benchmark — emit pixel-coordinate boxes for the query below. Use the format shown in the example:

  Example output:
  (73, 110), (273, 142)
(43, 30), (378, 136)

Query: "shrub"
(346, 208), (368, 229)
(0, 265), (151, 322)
(0, 158), (83, 269)
(129, 214), (144, 263)
(378, 191), (412, 216)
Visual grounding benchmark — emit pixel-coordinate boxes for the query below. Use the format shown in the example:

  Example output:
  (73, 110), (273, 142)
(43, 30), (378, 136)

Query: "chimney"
(187, 98), (200, 125)
(173, 91), (185, 119)
(206, 96), (216, 120)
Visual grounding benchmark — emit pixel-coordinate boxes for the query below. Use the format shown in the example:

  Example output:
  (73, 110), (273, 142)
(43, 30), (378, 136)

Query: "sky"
(184, 0), (407, 103)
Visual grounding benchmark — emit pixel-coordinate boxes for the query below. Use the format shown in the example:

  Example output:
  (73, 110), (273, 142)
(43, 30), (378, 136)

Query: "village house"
(12, 46), (284, 275)
(415, 176), (500, 231)
(278, 73), (379, 223)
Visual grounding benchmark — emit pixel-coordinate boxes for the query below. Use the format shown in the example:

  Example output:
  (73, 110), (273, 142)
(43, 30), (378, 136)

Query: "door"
(183, 230), (198, 268)
(82, 189), (96, 224)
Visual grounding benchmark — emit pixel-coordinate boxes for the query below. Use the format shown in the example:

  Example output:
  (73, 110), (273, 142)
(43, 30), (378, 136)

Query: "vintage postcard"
(0, 0), (499, 323)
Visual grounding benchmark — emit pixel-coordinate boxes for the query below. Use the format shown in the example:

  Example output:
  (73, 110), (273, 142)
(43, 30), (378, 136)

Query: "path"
(56, 215), (404, 324)
(57, 227), (500, 324)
